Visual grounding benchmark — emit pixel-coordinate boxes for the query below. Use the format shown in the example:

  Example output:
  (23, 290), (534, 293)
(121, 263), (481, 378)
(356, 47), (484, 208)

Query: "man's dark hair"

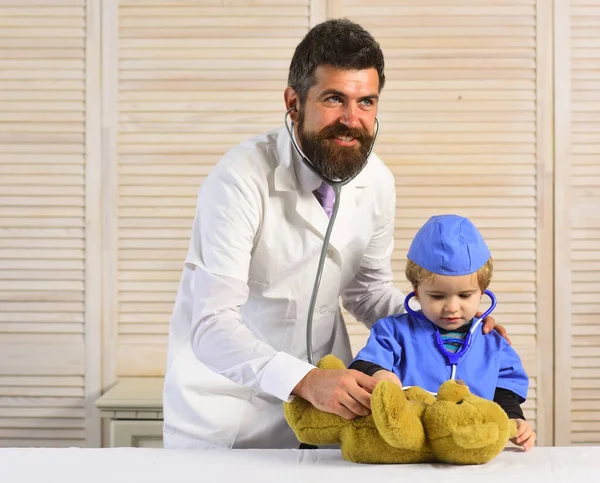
(288, 18), (385, 104)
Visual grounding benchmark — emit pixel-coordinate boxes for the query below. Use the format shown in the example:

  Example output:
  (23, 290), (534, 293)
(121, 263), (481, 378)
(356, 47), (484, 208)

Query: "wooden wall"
(0, 0), (597, 447)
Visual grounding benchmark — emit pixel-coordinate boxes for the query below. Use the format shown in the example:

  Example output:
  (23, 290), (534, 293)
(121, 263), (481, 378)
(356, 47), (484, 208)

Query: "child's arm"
(495, 341), (534, 450)
(349, 317), (403, 378)
(372, 369), (402, 387)
(493, 387), (524, 419)
(348, 359), (385, 376)
(349, 360), (402, 387)
(511, 419), (536, 451)
(494, 387), (536, 451)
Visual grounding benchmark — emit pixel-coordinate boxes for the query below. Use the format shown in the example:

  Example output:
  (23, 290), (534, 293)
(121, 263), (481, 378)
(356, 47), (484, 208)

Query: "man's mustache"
(318, 123), (372, 144)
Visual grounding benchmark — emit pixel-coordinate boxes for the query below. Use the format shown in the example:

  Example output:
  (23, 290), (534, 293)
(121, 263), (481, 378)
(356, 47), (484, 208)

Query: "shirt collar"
(438, 321), (473, 335)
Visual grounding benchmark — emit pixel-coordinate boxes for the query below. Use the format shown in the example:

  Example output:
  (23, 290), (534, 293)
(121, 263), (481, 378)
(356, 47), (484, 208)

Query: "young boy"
(349, 214), (536, 451)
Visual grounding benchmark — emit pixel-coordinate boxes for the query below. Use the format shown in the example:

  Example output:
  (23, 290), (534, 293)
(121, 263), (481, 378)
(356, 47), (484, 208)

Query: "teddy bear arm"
(372, 381), (429, 452)
(404, 386), (436, 406)
(508, 418), (518, 439)
(450, 422), (500, 449)
(283, 397), (344, 446)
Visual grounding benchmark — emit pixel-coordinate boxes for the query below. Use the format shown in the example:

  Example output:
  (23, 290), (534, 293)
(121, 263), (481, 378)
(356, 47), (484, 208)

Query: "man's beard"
(296, 110), (374, 182)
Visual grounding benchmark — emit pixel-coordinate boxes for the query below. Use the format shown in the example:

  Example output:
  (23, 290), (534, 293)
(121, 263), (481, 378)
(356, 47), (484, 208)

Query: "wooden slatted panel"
(569, 0), (600, 445)
(116, 0), (311, 375)
(339, 0), (543, 430)
(0, 0), (86, 447)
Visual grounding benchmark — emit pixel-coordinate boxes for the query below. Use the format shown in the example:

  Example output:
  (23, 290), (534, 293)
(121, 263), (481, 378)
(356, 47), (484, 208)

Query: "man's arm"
(187, 161), (377, 417)
(292, 367), (377, 419)
(189, 267), (314, 401)
(341, 189), (405, 327)
(190, 247), (377, 418)
(186, 164), (313, 401)
(342, 264), (405, 328)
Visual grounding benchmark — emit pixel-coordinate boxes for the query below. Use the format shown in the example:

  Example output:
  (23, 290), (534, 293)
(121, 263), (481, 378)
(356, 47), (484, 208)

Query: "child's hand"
(510, 419), (536, 451)
(372, 370), (402, 388)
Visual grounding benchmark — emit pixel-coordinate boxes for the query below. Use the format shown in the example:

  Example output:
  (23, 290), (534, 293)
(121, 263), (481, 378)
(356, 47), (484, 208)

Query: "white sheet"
(0, 447), (598, 483)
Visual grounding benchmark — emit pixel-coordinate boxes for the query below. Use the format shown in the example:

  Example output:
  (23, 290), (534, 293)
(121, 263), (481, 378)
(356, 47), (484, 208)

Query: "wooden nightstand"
(95, 377), (164, 448)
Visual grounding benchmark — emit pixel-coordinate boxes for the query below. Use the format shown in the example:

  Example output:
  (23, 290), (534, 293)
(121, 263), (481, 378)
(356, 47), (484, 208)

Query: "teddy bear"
(283, 355), (517, 465)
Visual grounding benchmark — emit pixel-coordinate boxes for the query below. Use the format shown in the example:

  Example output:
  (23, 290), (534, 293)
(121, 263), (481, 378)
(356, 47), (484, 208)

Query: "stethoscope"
(284, 106), (380, 365)
(403, 289), (497, 380)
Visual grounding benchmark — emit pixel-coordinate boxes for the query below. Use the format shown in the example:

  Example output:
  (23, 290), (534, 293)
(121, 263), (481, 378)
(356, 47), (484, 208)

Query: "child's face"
(415, 274), (483, 330)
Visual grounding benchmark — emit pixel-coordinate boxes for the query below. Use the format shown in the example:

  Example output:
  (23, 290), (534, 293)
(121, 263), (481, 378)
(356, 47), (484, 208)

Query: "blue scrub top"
(352, 312), (529, 402)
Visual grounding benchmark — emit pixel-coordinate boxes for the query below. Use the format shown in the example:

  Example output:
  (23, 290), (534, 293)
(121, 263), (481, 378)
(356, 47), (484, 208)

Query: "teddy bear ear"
(317, 354), (346, 370)
(437, 379), (471, 402)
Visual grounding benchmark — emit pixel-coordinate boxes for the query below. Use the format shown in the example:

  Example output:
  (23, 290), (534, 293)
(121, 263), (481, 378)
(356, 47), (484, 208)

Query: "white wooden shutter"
(555, 0), (600, 445)
(336, 0), (553, 443)
(0, 0), (87, 447)
(115, 0), (311, 376)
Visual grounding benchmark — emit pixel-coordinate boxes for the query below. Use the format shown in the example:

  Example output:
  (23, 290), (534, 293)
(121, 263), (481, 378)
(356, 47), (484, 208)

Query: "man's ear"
(414, 288), (419, 299)
(284, 87), (300, 122)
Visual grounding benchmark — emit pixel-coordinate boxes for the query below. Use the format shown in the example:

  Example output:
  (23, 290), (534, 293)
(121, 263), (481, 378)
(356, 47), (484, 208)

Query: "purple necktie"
(313, 182), (336, 219)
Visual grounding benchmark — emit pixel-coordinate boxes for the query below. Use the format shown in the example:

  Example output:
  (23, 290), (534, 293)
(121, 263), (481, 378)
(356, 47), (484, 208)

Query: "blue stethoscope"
(403, 289), (497, 380)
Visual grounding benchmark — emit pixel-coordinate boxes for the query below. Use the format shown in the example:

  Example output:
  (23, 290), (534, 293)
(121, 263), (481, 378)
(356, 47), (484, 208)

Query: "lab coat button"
(319, 306), (328, 315)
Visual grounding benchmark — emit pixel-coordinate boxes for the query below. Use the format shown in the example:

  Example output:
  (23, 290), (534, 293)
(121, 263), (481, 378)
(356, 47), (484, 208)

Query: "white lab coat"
(163, 126), (403, 449)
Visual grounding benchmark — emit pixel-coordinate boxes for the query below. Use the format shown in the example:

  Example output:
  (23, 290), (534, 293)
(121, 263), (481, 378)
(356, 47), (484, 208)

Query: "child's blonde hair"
(405, 257), (494, 292)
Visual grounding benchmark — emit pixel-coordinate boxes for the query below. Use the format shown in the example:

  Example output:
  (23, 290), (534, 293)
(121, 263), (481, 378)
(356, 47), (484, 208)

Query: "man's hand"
(292, 368), (377, 420)
(479, 312), (512, 345)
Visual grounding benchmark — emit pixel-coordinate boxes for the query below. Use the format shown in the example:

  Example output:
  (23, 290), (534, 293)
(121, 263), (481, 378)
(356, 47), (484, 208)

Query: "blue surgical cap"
(407, 215), (491, 276)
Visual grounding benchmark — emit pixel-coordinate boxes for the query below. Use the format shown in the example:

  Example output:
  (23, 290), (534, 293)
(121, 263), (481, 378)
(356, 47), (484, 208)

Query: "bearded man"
(162, 18), (502, 450)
